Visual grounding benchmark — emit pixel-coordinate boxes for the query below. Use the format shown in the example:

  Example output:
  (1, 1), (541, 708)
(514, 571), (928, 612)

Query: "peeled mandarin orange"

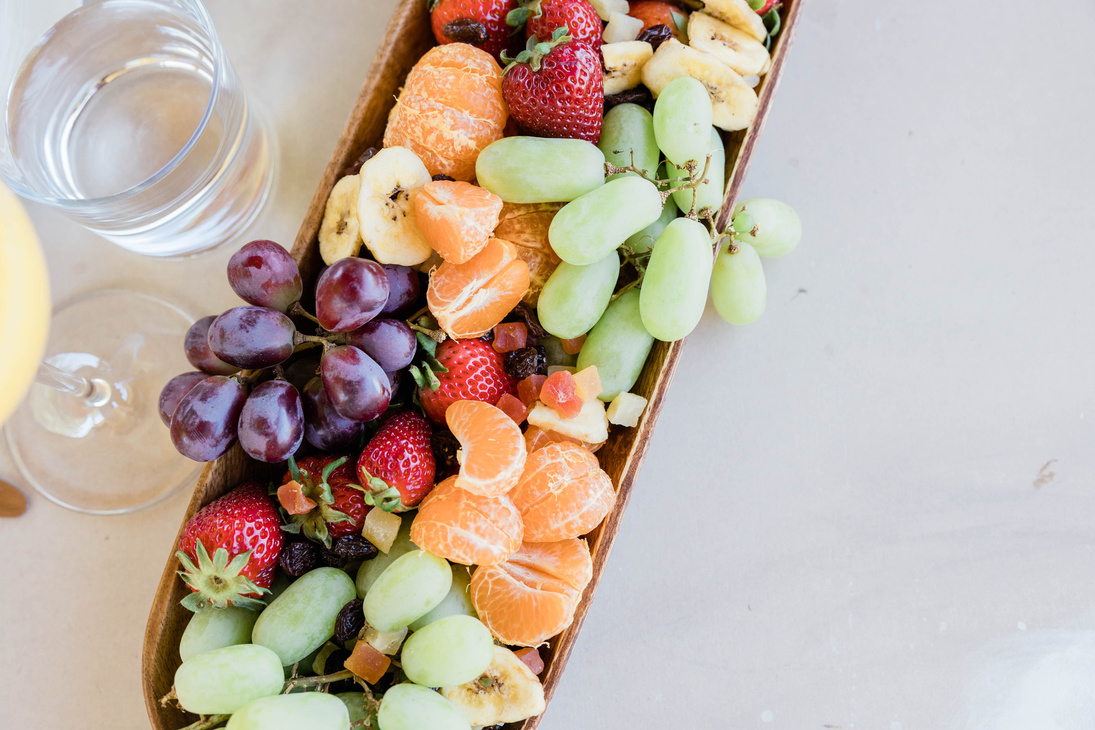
(470, 539), (593, 647)
(410, 475), (523, 566)
(427, 237), (530, 339)
(414, 180), (504, 264)
(493, 202), (562, 306)
(523, 425), (601, 453)
(383, 43), (508, 181)
(509, 442), (615, 542)
(446, 400), (527, 496)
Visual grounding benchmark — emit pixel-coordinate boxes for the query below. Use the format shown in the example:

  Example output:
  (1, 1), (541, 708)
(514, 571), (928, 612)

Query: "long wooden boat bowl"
(143, 1), (803, 727)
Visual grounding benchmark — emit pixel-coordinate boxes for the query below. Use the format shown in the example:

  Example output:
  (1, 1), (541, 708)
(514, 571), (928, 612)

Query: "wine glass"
(0, 0), (278, 513)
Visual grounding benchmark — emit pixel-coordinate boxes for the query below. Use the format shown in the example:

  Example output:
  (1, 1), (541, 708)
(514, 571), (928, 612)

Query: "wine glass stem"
(34, 361), (112, 407)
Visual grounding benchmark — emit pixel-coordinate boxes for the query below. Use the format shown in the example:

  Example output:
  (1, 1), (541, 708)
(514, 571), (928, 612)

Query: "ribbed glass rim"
(0, 0), (224, 211)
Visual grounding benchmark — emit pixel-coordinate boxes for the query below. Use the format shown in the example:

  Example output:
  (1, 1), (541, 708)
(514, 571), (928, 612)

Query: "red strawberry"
(176, 482), (284, 611)
(501, 29), (604, 142)
(417, 338), (516, 424)
(357, 411), (437, 511)
(430, 0), (522, 60)
(628, 1), (688, 42)
(754, 0), (778, 14)
(279, 455), (370, 548)
(508, 0), (604, 48)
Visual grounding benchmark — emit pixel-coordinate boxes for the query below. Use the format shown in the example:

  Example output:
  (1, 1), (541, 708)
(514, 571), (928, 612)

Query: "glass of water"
(0, 0), (276, 256)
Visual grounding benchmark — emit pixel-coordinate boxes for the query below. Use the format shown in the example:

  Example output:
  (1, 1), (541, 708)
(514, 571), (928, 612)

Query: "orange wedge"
(446, 400), (527, 496)
(414, 180), (503, 264)
(509, 442), (615, 542)
(410, 475), (523, 566)
(427, 236), (530, 340)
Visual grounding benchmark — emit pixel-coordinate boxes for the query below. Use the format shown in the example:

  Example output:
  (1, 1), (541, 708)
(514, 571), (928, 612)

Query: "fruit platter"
(144, 0), (803, 728)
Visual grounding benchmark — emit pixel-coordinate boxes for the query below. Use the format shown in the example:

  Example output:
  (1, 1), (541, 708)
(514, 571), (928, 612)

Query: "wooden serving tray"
(143, 1), (802, 727)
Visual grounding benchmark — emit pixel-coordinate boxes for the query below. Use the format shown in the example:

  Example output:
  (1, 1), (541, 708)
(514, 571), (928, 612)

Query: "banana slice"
(602, 41), (654, 96)
(356, 146), (432, 266)
(603, 12), (644, 43)
(318, 174), (363, 265)
(701, 0), (767, 42)
(441, 646), (546, 727)
(688, 12), (770, 77)
(641, 39), (759, 131)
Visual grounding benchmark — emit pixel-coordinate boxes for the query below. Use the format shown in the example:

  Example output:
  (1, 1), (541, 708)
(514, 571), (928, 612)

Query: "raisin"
(605, 85), (655, 113)
(320, 535), (379, 568)
(431, 429), (461, 480)
(443, 18), (489, 46)
(335, 598), (366, 644)
(431, 174), (456, 182)
(506, 303), (548, 343)
(342, 146), (379, 176)
(637, 24), (674, 51)
(503, 346), (548, 381)
(279, 540), (318, 577)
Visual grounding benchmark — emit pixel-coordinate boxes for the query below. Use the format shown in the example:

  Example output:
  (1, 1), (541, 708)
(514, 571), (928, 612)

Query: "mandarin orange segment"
(509, 442), (616, 542)
(410, 475), (523, 566)
(523, 425), (580, 452)
(494, 202), (563, 306)
(414, 180), (503, 264)
(383, 44), (508, 181)
(427, 237), (530, 339)
(446, 400), (527, 496)
(470, 539), (593, 647)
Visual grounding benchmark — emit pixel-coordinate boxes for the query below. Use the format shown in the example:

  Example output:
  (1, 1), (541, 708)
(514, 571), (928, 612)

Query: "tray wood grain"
(143, 1), (802, 726)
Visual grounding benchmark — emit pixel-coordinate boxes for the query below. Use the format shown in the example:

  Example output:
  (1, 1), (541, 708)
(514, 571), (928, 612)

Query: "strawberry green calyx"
(355, 469), (410, 513)
(501, 26), (572, 73)
(176, 540), (269, 612)
(505, 0), (543, 30)
(280, 455), (356, 548)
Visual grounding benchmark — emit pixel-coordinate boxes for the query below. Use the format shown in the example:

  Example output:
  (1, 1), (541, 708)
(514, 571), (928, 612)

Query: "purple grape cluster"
(160, 240), (423, 464)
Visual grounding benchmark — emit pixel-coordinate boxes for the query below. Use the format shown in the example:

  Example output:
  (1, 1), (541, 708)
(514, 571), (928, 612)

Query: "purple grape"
(315, 258), (390, 333)
(320, 345), (391, 422)
(385, 370), (401, 393)
(301, 376), (364, 450)
(207, 306), (296, 369)
(283, 355), (321, 391)
(184, 316), (239, 375)
(227, 240), (303, 312)
(159, 371), (209, 426)
(345, 318), (417, 372)
(170, 376), (248, 461)
(381, 264), (423, 315)
(238, 380), (304, 463)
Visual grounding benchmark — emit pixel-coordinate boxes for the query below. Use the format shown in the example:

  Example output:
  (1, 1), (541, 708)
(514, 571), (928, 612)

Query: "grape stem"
(293, 332), (341, 352)
(179, 715), (229, 730)
(289, 302), (322, 325)
(281, 668), (355, 693)
(603, 153), (713, 217)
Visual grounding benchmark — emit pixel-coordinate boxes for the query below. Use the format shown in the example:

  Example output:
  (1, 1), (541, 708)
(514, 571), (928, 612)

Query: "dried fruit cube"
(277, 480), (317, 515)
(364, 626), (408, 655)
(492, 322), (528, 353)
(541, 371), (582, 419)
(345, 641), (391, 684)
(560, 335), (586, 355)
(362, 509), (401, 553)
(496, 392), (530, 424)
(517, 374), (548, 407)
(607, 392), (648, 427)
(516, 647), (545, 675)
(573, 366), (602, 402)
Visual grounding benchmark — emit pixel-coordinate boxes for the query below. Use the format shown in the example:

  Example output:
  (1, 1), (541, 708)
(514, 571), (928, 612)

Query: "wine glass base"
(4, 290), (202, 514)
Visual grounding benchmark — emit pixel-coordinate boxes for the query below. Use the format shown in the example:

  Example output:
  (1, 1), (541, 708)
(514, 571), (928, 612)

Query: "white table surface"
(4, 1), (1095, 728)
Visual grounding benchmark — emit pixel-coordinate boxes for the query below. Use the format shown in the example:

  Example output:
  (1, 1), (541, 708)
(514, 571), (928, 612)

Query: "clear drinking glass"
(0, 0), (276, 256)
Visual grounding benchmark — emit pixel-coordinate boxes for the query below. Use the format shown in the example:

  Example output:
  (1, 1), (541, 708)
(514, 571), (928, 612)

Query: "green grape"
(226, 692), (351, 730)
(409, 565), (476, 631)
(475, 137), (605, 204)
(178, 606), (258, 662)
(731, 198), (802, 257)
(599, 103), (660, 182)
(576, 289), (654, 401)
(377, 684), (471, 730)
(711, 240), (766, 324)
(653, 76), (714, 167)
(549, 176), (662, 265)
(667, 126), (726, 216)
(401, 615), (494, 688)
(625, 194), (678, 255)
(537, 250), (620, 339)
(540, 336), (578, 368)
(174, 644), (284, 715)
(639, 217), (714, 342)
(363, 550), (452, 632)
(357, 517), (419, 597)
(335, 692), (374, 724)
(252, 567), (357, 665)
